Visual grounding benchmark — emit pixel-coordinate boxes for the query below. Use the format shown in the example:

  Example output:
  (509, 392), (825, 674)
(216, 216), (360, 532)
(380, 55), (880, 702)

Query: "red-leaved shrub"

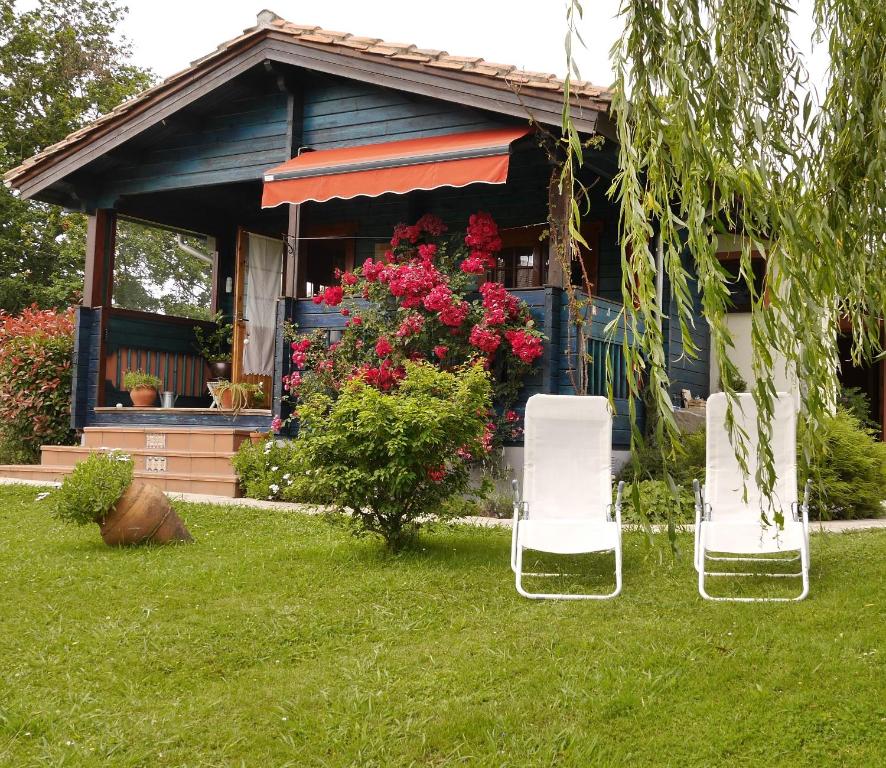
(0, 306), (76, 463)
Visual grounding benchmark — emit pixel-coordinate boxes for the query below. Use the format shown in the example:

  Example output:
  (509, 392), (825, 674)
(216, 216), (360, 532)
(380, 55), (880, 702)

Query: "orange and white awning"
(261, 126), (531, 208)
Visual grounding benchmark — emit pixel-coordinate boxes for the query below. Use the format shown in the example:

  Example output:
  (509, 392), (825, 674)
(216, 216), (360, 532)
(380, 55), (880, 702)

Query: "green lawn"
(0, 484), (883, 767)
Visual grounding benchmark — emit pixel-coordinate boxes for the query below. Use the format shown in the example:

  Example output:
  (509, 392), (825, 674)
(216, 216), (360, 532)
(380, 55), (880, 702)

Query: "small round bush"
(296, 361), (492, 551)
(52, 451), (134, 525)
(232, 437), (319, 503)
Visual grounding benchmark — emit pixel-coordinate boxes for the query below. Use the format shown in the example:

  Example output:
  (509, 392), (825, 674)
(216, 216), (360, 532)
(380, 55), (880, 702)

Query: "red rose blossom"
(375, 336), (393, 357)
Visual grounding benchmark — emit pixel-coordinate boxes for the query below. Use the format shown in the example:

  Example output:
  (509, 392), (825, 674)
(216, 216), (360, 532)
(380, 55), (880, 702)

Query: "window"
(490, 226), (546, 288)
(495, 246), (539, 288)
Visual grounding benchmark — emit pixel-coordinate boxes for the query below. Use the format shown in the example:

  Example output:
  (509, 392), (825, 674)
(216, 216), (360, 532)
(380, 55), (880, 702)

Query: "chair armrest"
(611, 481), (624, 524)
(801, 479), (811, 525)
(693, 479), (702, 512)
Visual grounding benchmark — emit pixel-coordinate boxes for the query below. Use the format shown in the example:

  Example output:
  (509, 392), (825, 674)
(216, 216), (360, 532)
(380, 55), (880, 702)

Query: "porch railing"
(104, 308), (214, 404)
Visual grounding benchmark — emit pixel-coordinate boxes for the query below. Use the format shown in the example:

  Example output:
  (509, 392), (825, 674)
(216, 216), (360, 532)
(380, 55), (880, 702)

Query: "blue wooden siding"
(102, 88), (291, 197)
(556, 291), (641, 448)
(301, 76), (506, 149)
(71, 306), (100, 430)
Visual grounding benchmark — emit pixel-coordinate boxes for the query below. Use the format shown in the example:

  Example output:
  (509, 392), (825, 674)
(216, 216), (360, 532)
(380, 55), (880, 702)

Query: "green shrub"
(618, 428), (706, 488)
(618, 480), (695, 524)
(52, 451), (134, 525)
(296, 361), (492, 551)
(122, 370), (162, 390)
(0, 306), (76, 464)
(231, 437), (319, 503)
(802, 409), (886, 520)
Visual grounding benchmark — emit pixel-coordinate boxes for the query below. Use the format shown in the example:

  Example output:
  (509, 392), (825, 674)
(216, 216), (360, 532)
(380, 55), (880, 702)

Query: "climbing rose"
(387, 260), (444, 308)
(433, 345), (448, 360)
(391, 223), (421, 247)
(270, 415), (283, 433)
(464, 211), (502, 254)
(417, 243), (438, 262)
(395, 313), (424, 338)
(438, 300), (469, 328)
(423, 284), (453, 312)
(312, 285), (343, 306)
(375, 336), (393, 358)
(469, 324), (501, 354)
(460, 252), (496, 275)
(341, 271), (358, 286)
(479, 281), (520, 325)
(505, 329), (544, 363)
(414, 213), (447, 236)
(361, 258), (385, 282)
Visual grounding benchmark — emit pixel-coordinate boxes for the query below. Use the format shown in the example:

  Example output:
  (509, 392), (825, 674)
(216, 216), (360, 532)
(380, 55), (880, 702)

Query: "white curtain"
(242, 233), (283, 376)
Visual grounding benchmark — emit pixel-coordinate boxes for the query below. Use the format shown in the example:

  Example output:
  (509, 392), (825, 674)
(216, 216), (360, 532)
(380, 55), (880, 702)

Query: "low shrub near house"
(52, 451), (134, 525)
(802, 408), (886, 520)
(618, 480), (695, 524)
(0, 305), (76, 464)
(296, 362), (492, 551)
(231, 437), (319, 503)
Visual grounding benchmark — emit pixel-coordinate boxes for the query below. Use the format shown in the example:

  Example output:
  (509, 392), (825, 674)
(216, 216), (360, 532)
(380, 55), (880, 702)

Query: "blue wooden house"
(0, 11), (711, 494)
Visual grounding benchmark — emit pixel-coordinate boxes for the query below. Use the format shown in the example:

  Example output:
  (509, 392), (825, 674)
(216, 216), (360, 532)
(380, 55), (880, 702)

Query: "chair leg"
(515, 544), (622, 601)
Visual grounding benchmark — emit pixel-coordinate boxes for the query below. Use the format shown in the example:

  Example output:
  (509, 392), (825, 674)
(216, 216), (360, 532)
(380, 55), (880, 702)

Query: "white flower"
(35, 492), (50, 501)
(271, 466), (279, 472)
(269, 484), (280, 494)
(282, 473), (291, 480)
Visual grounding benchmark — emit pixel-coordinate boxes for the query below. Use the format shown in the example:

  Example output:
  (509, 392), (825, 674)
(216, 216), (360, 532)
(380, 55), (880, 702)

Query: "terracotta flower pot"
(99, 482), (193, 546)
(129, 386), (158, 407)
(220, 388), (252, 411)
(249, 430), (266, 445)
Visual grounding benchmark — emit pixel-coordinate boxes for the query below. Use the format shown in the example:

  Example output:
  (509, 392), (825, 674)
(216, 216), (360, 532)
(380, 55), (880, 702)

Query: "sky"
(113, 0), (622, 86)
(14, 0), (829, 95)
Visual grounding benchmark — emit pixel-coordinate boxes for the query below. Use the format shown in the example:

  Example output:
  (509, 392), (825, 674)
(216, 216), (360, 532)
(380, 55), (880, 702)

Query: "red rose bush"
(282, 212), (543, 449)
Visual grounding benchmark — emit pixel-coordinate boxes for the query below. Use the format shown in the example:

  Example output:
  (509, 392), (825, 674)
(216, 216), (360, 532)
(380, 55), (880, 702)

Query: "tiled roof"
(3, 10), (612, 190)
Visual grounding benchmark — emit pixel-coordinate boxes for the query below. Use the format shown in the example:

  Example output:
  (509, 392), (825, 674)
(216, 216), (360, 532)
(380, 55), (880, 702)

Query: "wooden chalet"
(0, 10), (714, 494)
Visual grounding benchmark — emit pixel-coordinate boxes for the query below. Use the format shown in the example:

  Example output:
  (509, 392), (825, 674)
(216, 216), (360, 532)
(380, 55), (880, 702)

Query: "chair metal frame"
(694, 478), (811, 602)
(511, 477), (625, 601)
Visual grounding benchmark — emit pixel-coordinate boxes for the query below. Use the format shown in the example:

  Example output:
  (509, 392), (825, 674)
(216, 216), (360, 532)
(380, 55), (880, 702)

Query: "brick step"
(82, 426), (253, 453)
(41, 446), (237, 477)
(0, 464), (241, 497)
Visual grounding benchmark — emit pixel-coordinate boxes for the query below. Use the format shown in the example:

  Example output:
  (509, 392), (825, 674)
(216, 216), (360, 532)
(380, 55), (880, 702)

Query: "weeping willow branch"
(561, 0), (885, 527)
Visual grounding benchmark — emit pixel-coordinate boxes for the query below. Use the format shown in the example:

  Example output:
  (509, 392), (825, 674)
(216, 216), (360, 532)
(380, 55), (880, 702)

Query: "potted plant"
(216, 380), (263, 415)
(51, 451), (192, 546)
(194, 311), (234, 380)
(123, 370), (162, 407)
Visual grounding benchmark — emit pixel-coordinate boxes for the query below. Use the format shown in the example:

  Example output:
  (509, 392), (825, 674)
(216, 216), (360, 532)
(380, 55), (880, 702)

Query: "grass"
(0, 484), (884, 767)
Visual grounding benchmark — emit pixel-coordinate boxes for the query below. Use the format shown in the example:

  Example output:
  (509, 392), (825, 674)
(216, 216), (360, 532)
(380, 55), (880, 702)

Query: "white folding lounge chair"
(694, 392), (811, 602)
(511, 394), (624, 600)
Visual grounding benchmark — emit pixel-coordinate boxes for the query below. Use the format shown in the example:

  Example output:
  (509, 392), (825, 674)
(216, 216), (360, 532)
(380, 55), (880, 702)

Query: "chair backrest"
(523, 394), (613, 520)
(705, 392), (797, 520)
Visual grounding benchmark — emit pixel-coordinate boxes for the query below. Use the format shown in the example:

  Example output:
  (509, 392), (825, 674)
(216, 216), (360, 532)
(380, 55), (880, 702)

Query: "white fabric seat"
(517, 518), (620, 555)
(694, 392), (810, 601)
(512, 394), (623, 600)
